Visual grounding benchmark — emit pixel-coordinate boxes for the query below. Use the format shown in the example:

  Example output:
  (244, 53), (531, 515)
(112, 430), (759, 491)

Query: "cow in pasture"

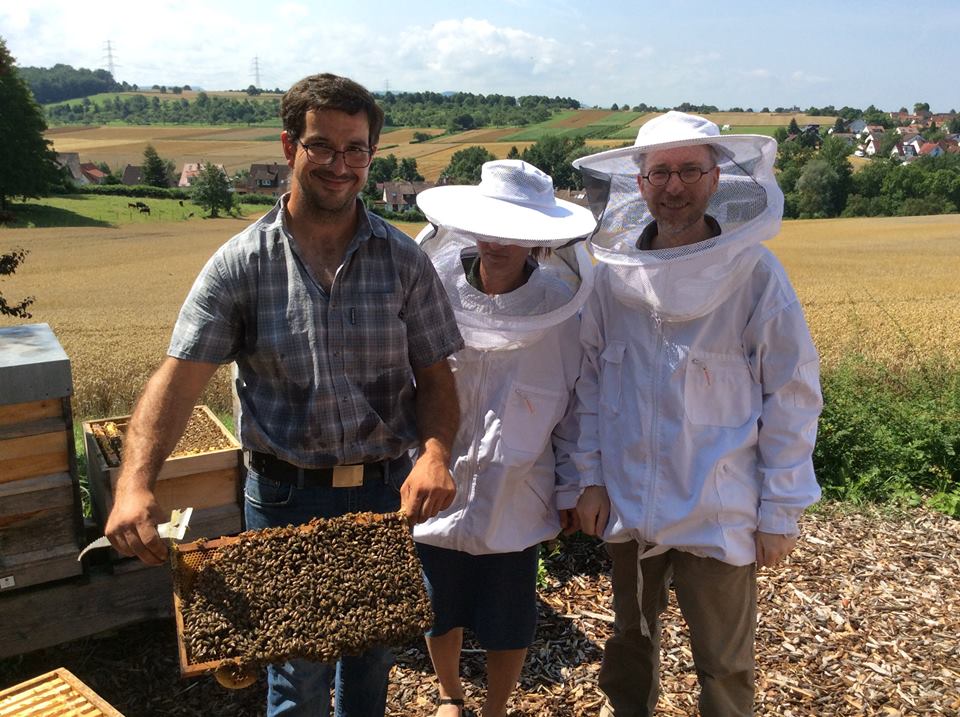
(134, 201), (149, 210)
(139, 205), (151, 215)
(128, 202), (139, 209)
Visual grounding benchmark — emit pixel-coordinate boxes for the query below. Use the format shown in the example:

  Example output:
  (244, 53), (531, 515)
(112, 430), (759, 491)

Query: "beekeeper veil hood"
(573, 111), (783, 321)
(416, 160), (596, 350)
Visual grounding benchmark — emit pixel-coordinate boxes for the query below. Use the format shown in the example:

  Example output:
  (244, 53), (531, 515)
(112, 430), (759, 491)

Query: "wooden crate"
(83, 406), (243, 545)
(0, 667), (125, 716)
(0, 324), (83, 592)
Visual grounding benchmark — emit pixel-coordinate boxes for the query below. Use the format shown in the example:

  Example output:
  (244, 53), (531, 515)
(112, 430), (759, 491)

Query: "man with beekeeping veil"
(573, 111), (823, 715)
(413, 159), (596, 716)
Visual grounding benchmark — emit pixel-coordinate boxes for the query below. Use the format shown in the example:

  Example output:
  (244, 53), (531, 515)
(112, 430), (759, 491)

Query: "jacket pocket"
(501, 382), (565, 465)
(684, 351), (754, 427)
(599, 340), (627, 415)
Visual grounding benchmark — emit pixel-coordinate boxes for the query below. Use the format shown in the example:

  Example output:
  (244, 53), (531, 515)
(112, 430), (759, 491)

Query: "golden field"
(2, 214), (957, 419)
(44, 109), (838, 184)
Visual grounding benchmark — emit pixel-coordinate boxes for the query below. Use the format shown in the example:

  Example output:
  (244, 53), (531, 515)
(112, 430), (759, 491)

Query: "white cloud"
(394, 18), (570, 86)
(791, 70), (829, 84)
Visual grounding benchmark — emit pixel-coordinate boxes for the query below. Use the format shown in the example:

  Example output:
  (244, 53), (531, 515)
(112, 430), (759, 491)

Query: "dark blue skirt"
(415, 542), (540, 650)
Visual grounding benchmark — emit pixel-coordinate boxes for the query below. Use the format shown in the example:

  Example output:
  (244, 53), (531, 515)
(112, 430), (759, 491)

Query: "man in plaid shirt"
(106, 73), (464, 716)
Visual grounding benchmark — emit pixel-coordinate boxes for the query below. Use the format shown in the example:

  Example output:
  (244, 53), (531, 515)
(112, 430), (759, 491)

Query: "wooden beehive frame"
(170, 511), (428, 681)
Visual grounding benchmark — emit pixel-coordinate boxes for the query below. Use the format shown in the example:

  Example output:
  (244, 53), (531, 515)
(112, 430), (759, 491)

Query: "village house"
(78, 163), (108, 185)
(178, 162), (227, 187)
(242, 163), (290, 196)
(56, 153), (109, 186)
(378, 181), (435, 212)
(121, 165), (144, 186)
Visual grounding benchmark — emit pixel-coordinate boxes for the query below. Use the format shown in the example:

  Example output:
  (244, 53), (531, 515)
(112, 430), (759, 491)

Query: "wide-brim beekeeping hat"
(574, 110), (773, 174)
(416, 159), (597, 247)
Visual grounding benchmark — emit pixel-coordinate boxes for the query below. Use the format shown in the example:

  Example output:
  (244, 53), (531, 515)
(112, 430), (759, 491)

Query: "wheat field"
(1, 214), (957, 419)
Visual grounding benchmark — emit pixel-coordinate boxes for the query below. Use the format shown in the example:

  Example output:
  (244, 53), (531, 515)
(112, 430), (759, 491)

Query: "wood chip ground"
(1, 503), (957, 715)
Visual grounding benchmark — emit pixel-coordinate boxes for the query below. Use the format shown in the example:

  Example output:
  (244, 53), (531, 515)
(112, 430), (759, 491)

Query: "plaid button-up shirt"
(168, 197), (463, 467)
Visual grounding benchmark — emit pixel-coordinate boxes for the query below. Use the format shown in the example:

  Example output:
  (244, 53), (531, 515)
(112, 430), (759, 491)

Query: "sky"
(2, 0), (957, 113)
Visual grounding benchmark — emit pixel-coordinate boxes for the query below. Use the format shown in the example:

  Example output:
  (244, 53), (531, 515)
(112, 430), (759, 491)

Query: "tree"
(0, 248), (34, 318)
(913, 102), (930, 115)
(506, 146), (521, 160)
(142, 144), (170, 187)
(0, 38), (60, 211)
(794, 158), (841, 218)
(787, 118), (801, 135)
(398, 158), (423, 182)
(439, 146), (497, 184)
(192, 163), (232, 217)
(521, 135), (589, 189)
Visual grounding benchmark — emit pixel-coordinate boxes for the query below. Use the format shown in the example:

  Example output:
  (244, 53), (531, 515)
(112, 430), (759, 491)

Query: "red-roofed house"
(179, 162), (227, 187)
(79, 163), (108, 185)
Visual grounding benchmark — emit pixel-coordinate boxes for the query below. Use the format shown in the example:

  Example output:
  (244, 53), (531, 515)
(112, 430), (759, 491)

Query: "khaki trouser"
(598, 541), (757, 717)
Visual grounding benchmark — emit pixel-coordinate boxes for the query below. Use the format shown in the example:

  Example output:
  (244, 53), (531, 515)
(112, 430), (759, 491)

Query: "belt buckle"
(332, 464), (364, 488)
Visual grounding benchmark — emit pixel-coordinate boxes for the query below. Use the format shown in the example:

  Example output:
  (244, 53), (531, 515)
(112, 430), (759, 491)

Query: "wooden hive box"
(83, 405), (243, 546)
(0, 323), (84, 592)
(0, 667), (124, 716)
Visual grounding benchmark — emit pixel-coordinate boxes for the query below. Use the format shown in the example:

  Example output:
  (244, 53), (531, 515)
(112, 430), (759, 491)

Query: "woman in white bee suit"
(571, 112), (823, 715)
(412, 160), (596, 717)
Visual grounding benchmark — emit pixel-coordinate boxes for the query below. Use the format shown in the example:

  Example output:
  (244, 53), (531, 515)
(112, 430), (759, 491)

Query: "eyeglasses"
(296, 140), (373, 168)
(641, 166), (715, 187)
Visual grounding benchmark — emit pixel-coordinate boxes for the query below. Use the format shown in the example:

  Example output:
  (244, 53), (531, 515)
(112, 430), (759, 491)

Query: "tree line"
(46, 92), (282, 125)
(777, 134), (960, 219)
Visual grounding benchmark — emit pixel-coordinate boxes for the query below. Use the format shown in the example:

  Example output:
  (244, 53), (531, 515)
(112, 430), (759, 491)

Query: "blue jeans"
(243, 454), (411, 717)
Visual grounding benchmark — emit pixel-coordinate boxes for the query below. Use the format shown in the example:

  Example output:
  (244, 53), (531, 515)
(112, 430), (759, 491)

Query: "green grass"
(0, 195), (270, 228)
(719, 125), (782, 136)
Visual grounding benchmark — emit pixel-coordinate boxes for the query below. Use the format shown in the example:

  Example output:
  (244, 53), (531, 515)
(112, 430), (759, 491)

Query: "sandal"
(438, 697), (466, 715)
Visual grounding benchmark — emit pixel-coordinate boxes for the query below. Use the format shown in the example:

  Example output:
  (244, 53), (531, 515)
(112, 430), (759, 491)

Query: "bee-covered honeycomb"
(174, 511), (432, 672)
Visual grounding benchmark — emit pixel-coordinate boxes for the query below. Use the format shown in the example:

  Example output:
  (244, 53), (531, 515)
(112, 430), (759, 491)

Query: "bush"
(237, 192), (278, 206)
(59, 184), (191, 200)
(369, 205), (426, 222)
(814, 356), (960, 516)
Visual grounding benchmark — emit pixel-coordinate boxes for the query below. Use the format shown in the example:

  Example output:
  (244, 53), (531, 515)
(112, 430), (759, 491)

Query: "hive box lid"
(0, 324), (72, 405)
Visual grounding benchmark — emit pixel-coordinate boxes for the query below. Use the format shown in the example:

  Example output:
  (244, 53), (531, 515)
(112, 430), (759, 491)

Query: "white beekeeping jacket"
(571, 115), (822, 565)
(412, 225), (592, 554)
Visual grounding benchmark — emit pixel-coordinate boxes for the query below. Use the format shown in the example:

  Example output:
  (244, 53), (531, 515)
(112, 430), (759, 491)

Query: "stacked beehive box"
(83, 405), (244, 544)
(0, 667), (124, 716)
(0, 324), (83, 592)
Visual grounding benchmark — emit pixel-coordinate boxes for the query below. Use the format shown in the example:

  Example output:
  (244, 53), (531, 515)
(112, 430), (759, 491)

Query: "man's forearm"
(413, 359), (459, 463)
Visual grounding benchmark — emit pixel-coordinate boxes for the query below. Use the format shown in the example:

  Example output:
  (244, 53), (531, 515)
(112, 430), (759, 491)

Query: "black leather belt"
(246, 451), (387, 488)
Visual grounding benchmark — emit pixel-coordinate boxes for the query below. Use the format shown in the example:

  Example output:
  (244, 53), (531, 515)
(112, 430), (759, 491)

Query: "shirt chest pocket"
(683, 351), (755, 427)
(600, 340), (626, 415)
(500, 382), (566, 464)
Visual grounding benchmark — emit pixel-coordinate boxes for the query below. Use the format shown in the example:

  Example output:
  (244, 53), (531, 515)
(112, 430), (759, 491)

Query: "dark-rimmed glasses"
(641, 166), (715, 187)
(296, 140), (373, 168)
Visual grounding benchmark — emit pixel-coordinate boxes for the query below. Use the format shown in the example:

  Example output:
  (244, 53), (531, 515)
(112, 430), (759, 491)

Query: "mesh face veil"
(416, 224), (593, 351)
(573, 112), (784, 321)
(415, 159), (596, 351)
